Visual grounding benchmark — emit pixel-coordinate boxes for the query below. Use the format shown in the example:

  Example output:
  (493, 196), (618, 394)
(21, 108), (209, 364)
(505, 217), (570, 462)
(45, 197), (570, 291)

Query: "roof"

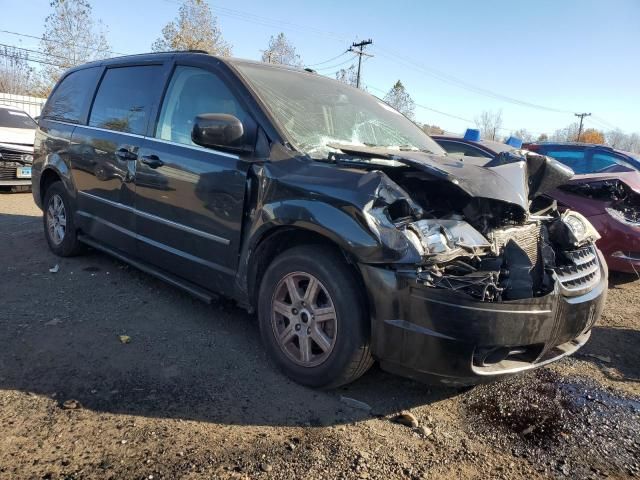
(65, 50), (308, 76)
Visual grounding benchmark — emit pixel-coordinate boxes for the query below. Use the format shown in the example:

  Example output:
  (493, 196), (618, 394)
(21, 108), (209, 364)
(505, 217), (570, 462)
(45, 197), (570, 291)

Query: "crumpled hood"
(568, 170), (640, 195)
(330, 144), (574, 213)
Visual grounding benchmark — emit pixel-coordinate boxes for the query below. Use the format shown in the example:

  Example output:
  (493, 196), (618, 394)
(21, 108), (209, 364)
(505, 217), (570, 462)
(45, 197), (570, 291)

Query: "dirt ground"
(1, 192), (639, 480)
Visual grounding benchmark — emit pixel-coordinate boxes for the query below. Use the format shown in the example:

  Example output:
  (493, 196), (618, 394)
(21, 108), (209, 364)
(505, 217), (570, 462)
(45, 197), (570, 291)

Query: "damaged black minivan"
(32, 52), (607, 387)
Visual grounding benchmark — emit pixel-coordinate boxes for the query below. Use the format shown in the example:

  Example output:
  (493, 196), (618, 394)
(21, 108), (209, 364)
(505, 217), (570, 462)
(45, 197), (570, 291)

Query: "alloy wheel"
(46, 193), (66, 246)
(271, 271), (338, 367)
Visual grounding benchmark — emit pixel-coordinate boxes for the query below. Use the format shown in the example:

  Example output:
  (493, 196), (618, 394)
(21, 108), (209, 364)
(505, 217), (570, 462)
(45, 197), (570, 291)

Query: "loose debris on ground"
(1, 193), (639, 479)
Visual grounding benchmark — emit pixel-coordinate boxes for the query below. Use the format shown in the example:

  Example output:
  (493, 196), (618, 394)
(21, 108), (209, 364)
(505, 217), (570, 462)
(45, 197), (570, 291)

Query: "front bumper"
(360, 250), (608, 386)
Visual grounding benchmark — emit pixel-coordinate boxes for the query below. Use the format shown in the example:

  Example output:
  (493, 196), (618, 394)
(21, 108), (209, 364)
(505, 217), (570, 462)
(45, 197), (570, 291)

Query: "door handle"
(141, 154), (164, 169)
(116, 148), (137, 161)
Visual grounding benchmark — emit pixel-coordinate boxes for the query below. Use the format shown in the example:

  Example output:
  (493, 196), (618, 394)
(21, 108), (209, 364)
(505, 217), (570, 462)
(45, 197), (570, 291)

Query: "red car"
(525, 143), (640, 274)
(433, 134), (640, 274)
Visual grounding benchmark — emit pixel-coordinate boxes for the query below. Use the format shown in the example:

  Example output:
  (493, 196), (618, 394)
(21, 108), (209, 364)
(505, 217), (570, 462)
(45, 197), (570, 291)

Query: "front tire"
(43, 181), (84, 257)
(258, 245), (373, 388)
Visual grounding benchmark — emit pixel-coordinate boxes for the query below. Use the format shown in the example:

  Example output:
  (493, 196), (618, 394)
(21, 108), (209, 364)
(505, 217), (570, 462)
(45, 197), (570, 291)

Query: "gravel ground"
(1, 192), (639, 480)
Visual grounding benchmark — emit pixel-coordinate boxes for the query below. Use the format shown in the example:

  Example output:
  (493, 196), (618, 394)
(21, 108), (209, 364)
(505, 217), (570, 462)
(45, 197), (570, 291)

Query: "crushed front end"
(348, 149), (608, 385)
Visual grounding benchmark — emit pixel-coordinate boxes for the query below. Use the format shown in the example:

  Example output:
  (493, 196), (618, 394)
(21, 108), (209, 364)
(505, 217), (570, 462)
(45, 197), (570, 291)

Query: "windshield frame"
(230, 60), (446, 159)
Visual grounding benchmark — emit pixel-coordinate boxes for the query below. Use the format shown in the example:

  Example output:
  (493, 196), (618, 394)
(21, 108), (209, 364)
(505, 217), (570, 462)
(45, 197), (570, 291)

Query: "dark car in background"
(32, 52), (606, 387)
(0, 105), (36, 191)
(431, 129), (519, 159)
(525, 142), (640, 273)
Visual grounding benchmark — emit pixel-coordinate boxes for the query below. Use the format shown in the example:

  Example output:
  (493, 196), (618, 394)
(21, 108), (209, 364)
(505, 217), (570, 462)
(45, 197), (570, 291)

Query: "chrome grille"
(555, 247), (600, 295)
(0, 161), (21, 180)
(0, 149), (26, 162)
(489, 223), (541, 266)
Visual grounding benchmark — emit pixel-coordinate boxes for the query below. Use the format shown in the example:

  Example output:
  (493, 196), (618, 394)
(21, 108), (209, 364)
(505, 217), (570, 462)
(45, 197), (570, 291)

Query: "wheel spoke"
(47, 205), (55, 218)
(310, 325), (332, 352)
(299, 335), (312, 363)
(58, 216), (66, 227)
(55, 226), (65, 242)
(273, 300), (293, 319)
(303, 276), (320, 305)
(279, 323), (296, 344)
(285, 276), (302, 303)
(313, 306), (336, 323)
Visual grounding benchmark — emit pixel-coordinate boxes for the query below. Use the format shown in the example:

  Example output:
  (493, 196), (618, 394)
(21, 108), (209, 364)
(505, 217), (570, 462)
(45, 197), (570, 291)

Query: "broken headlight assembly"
(560, 211), (601, 246)
(405, 219), (491, 262)
(605, 206), (640, 226)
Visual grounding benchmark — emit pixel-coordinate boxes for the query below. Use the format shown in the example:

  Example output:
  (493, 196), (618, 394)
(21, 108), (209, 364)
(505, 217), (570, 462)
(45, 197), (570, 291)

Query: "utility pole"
(574, 112), (591, 142)
(348, 39), (373, 89)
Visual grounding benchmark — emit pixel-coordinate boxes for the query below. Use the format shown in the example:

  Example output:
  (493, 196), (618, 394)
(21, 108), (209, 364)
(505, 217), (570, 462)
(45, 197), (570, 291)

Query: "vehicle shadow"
(578, 326), (640, 383)
(0, 230), (459, 428)
(609, 271), (640, 287)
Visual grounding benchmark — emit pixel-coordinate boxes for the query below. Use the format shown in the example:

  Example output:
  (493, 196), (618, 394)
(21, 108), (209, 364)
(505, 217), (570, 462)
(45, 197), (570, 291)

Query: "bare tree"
(474, 110), (503, 140)
(0, 46), (36, 95)
(335, 64), (357, 87)
(261, 33), (302, 67)
(39, 0), (111, 93)
(510, 128), (534, 143)
(383, 80), (415, 119)
(537, 133), (548, 142)
(152, 0), (231, 56)
(606, 128), (632, 149)
(422, 124), (444, 135)
(550, 122), (580, 142)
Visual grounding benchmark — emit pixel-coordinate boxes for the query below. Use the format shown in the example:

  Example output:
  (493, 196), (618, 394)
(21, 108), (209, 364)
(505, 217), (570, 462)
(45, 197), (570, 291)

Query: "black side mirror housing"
(191, 114), (252, 153)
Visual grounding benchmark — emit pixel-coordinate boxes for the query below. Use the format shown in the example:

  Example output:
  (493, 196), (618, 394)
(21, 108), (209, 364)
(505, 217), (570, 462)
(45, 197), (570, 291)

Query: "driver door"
(134, 63), (254, 296)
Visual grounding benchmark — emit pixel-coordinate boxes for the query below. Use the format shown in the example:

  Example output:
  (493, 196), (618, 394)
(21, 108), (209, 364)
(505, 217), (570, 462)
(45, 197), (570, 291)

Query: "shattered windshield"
(236, 63), (445, 159)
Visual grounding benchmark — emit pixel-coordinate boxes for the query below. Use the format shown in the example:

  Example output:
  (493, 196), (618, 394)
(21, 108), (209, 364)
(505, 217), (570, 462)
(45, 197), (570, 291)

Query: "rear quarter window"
(89, 65), (163, 136)
(41, 67), (101, 124)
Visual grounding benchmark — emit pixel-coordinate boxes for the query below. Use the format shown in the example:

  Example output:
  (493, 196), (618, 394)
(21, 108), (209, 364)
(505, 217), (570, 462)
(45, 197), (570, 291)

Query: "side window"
(590, 152), (633, 173)
(89, 65), (162, 135)
(42, 67), (100, 123)
(156, 66), (248, 146)
(437, 140), (491, 158)
(544, 150), (586, 173)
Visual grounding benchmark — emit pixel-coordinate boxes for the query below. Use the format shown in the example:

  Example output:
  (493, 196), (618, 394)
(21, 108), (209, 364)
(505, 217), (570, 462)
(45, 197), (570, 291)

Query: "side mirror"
(192, 113), (249, 152)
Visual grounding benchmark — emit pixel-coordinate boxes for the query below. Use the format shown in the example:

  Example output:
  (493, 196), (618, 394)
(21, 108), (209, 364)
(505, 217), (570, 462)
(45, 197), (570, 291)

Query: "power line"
(0, 29), (128, 56)
(313, 55), (357, 72)
(304, 51), (349, 68)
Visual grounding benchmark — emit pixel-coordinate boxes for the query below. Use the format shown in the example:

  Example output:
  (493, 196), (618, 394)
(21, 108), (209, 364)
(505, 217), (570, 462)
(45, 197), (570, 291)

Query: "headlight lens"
(21, 154), (33, 163)
(407, 219), (490, 257)
(561, 211), (600, 244)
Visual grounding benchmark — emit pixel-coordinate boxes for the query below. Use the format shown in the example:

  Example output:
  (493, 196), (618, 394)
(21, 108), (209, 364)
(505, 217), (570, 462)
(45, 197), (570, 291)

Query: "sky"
(1, 0), (639, 137)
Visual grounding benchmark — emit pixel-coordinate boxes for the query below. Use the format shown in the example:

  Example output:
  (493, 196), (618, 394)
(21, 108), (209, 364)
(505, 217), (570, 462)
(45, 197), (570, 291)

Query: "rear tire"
(258, 244), (373, 388)
(43, 181), (84, 257)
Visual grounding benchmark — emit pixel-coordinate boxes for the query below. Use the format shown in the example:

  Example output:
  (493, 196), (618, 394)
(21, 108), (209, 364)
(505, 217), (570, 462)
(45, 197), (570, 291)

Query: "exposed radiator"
(488, 223), (541, 267)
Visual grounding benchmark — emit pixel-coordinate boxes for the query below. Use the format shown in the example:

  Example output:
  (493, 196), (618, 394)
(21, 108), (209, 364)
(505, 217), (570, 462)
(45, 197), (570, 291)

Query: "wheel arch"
(39, 160), (75, 206)
(245, 225), (367, 312)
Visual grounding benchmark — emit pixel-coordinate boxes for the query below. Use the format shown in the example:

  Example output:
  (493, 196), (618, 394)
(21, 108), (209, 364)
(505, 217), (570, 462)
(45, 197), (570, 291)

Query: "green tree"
(152, 0), (231, 55)
(383, 80), (415, 119)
